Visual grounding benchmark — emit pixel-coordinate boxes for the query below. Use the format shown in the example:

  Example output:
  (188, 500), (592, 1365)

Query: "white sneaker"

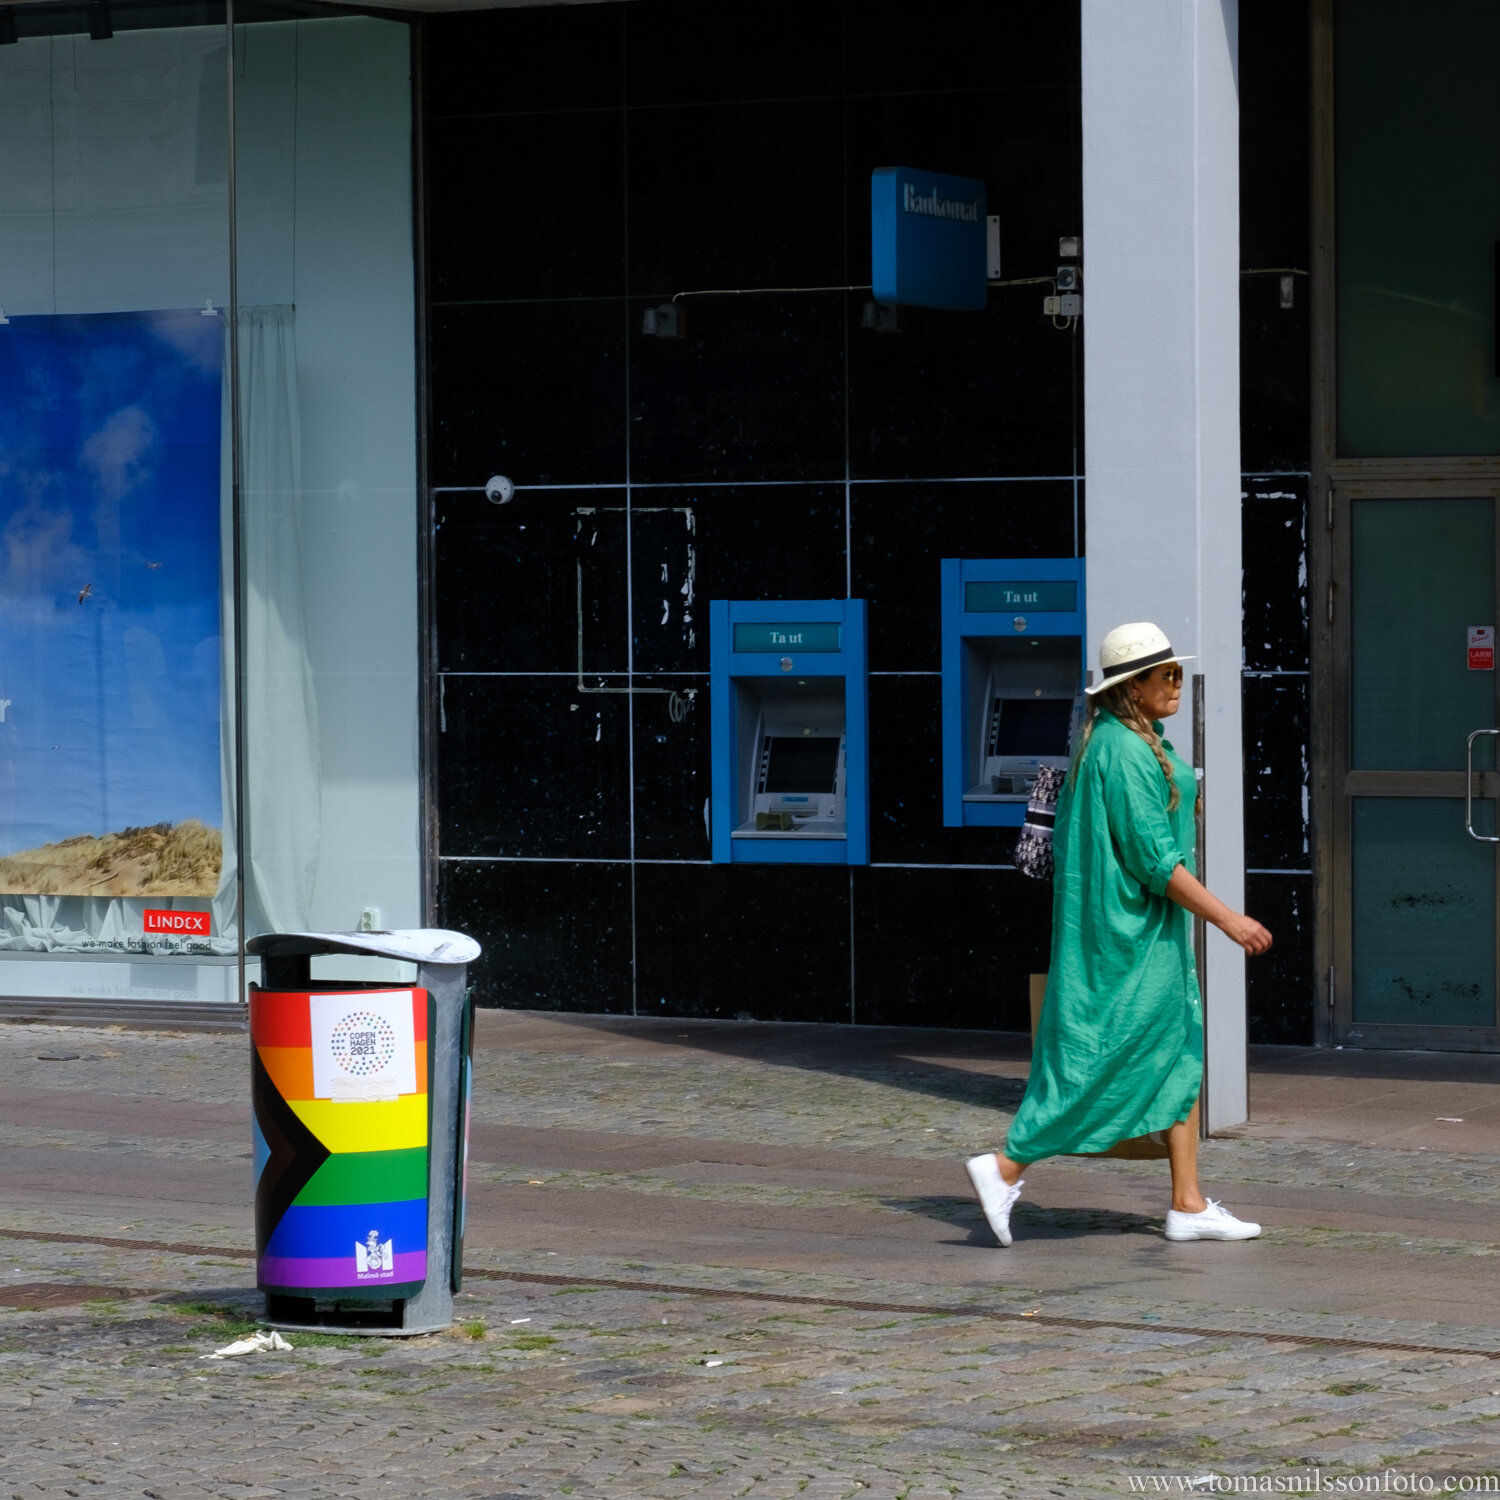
(1163, 1198), (1262, 1242)
(964, 1153), (1023, 1247)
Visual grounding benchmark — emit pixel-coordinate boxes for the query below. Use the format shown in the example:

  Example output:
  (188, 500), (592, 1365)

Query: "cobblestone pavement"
(2, 1015), (1500, 1498)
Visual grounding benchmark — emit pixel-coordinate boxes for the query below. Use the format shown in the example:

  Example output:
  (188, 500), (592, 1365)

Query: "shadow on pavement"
(490, 1009), (1033, 1114)
(890, 1195), (1162, 1244)
(486, 1008), (1500, 1105)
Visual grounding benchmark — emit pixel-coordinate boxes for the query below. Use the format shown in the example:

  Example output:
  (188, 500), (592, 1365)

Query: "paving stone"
(3, 1020), (1500, 1496)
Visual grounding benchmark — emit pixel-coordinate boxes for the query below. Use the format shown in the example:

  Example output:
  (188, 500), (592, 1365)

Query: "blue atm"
(941, 559), (1087, 828)
(710, 599), (869, 865)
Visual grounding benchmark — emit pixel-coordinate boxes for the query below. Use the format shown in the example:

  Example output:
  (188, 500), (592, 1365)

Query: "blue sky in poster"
(0, 311), (223, 858)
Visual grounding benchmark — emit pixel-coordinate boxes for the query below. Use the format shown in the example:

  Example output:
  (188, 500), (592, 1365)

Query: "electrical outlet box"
(359, 906), (380, 933)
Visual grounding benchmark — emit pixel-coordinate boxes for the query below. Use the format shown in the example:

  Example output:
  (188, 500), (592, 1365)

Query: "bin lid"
(245, 929), (481, 965)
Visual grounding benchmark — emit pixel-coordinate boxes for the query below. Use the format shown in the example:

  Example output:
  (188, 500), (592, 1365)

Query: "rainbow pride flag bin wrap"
(251, 986), (432, 1299)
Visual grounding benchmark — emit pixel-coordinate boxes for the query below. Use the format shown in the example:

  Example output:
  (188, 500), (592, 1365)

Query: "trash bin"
(246, 928), (481, 1336)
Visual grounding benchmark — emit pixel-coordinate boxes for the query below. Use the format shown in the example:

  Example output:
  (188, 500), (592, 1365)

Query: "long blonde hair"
(1069, 678), (1180, 812)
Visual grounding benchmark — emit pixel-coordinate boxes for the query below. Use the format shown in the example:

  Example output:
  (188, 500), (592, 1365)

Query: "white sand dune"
(0, 819), (222, 897)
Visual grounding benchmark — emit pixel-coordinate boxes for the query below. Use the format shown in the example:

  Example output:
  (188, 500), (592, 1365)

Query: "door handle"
(1467, 729), (1500, 842)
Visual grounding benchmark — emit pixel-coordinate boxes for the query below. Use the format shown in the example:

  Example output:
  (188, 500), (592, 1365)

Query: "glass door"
(1315, 0), (1500, 1050)
(1332, 483), (1500, 1046)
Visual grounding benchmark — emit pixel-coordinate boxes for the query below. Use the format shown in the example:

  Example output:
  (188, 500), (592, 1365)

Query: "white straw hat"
(1085, 622), (1196, 696)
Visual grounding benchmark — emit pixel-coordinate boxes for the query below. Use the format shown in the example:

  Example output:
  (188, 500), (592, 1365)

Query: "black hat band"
(1099, 644), (1176, 684)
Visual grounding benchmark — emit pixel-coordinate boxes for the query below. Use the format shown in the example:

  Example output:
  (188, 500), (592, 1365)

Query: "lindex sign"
(144, 909), (211, 936)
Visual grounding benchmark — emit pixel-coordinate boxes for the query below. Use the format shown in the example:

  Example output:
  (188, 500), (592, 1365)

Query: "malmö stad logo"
(356, 1229), (395, 1277)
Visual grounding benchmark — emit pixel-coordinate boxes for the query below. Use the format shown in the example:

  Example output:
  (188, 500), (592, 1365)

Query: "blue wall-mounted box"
(871, 166), (988, 311)
(941, 559), (1087, 828)
(710, 599), (869, 865)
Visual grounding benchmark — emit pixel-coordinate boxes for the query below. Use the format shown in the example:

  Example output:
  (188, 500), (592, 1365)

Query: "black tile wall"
(436, 491), (628, 676)
(1242, 478), (1310, 674)
(427, 112), (627, 303)
(838, 75), (1081, 479)
(1238, 0), (1309, 273)
(851, 480), (1077, 673)
(1238, 0), (1309, 477)
(1241, 279), (1312, 478)
(1245, 872), (1315, 1045)
(422, 5), (625, 115)
(1237, 0), (1314, 1051)
(633, 862), (851, 1023)
(439, 859), (633, 1012)
(852, 867), (1050, 1031)
(843, 0), (1079, 94)
(630, 679), (712, 862)
(624, 0), (843, 108)
(437, 676), (632, 860)
(626, 101), (845, 295)
(628, 292), (848, 485)
(428, 301), (627, 488)
(424, 0), (1315, 1045)
(629, 486), (847, 676)
(848, 294), (1080, 481)
(1242, 675), (1311, 872)
(866, 674), (1018, 868)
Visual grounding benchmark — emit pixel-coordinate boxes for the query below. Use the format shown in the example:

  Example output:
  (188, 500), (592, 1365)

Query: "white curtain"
(219, 303), (321, 939)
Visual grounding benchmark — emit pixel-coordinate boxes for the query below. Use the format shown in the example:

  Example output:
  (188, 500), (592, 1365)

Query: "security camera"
(484, 474), (515, 505)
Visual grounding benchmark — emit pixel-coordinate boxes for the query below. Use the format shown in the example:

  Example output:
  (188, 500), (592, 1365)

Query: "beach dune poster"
(0, 311), (224, 898)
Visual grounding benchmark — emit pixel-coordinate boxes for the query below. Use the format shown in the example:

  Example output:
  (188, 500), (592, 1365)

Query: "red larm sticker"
(1470, 625), (1495, 672)
(144, 909), (211, 937)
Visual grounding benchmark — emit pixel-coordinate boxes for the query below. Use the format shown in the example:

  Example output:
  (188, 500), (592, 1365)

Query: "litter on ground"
(202, 1330), (294, 1360)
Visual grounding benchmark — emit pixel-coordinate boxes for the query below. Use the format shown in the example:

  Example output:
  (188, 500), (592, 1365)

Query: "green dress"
(1004, 712), (1203, 1162)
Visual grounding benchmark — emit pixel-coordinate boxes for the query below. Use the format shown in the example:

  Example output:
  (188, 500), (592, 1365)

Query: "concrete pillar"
(1082, 0), (1247, 1131)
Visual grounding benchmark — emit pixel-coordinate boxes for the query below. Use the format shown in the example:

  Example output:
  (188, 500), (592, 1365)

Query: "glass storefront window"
(231, 6), (421, 978)
(0, 4), (420, 1009)
(1336, 0), (1500, 457)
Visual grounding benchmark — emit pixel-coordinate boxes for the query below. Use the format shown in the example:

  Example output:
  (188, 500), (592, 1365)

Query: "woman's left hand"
(1166, 867), (1274, 956)
(1217, 911), (1273, 956)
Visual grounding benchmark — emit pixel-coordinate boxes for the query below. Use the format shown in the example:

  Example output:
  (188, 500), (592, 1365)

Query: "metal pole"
(1193, 672), (1208, 1139)
(226, 0), (247, 1011)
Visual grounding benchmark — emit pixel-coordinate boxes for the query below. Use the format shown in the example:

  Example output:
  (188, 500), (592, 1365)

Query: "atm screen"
(763, 736), (840, 794)
(993, 698), (1073, 756)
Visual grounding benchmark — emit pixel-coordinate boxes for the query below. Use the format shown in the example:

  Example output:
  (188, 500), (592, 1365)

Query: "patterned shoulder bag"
(1013, 765), (1065, 881)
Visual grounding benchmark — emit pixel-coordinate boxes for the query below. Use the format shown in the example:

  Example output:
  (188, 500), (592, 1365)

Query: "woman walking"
(966, 623), (1272, 1247)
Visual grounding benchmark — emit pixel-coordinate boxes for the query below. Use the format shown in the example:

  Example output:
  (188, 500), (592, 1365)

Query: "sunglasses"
(1138, 664), (1183, 687)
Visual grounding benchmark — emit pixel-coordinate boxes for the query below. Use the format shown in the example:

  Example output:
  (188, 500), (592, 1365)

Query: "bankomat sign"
(871, 166), (987, 311)
(902, 181), (980, 222)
